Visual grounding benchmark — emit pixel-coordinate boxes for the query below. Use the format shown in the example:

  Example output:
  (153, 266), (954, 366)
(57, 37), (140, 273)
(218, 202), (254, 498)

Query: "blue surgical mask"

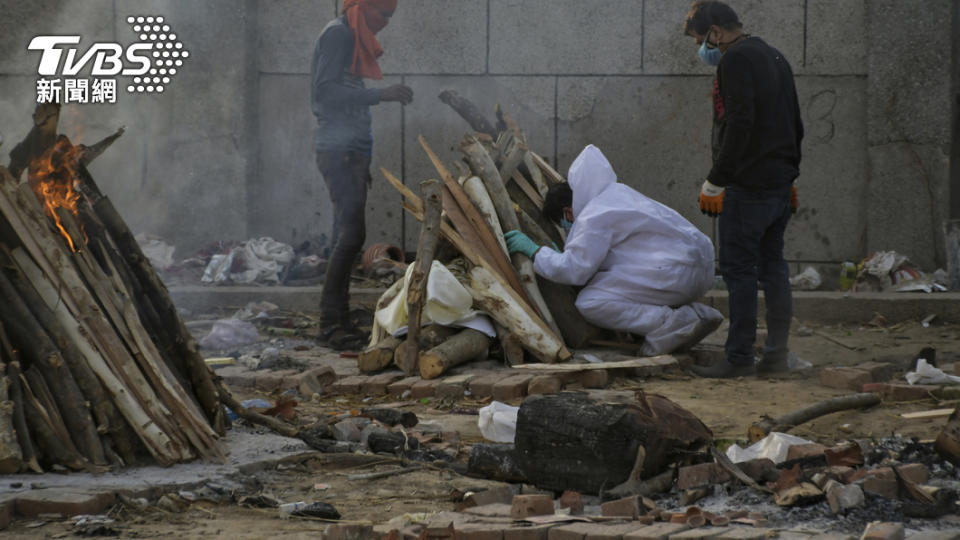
(560, 218), (573, 232)
(698, 32), (723, 66)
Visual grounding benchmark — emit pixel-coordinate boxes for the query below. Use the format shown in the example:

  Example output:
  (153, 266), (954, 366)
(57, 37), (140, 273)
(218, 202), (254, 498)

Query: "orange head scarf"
(342, 0), (397, 80)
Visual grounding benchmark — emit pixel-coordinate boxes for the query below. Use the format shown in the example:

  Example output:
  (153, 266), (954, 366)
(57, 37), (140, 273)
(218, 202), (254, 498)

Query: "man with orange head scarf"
(311, 0), (412, 349)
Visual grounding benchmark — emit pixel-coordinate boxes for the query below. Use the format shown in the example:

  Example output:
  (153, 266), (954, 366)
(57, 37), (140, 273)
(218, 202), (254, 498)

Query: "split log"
(8, 103), (60, 180)
(522, 153), (549, 199)
(79, 126), (125, 167)
(467, 266), (569, 363)
(460, 136), (562, 340)
(395, 325), (459, 367)
(498, 326), (525, 366)
(0, 263), (106, 465)
(419, 328), (491, 379)
(528, 151), (566, 187)
(513, 392), (712, 494)
(438, 90), (497, 139)
(935, 407), (960, 465)
(462, 176), (508, 255)
(748, 392), (882, 443)
(403, 179), (443, 376)
(4, 361), (40, 473)
(358, 335), (403, 373)
(20, 368), (88, 470)
(0, 368), (23, 474)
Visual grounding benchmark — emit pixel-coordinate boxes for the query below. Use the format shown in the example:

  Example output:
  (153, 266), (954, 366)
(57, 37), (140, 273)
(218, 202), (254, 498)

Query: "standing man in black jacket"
(683, 1), (804, 378)
(311, 0), (412, 349)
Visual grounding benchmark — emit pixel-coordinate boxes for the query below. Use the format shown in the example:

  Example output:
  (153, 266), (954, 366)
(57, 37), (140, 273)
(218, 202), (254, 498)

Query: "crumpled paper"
(725, 432), (814, 464)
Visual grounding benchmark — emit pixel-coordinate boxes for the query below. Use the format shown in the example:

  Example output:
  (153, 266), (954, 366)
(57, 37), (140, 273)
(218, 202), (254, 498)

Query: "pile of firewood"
(360, 91), (608, 379)
(0, 104), (227, 474)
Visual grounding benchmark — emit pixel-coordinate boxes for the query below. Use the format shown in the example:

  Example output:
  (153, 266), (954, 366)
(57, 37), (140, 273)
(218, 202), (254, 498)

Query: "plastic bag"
(198, 319), (259, 349)
(789, 266), (821, 290)
(478, 401), (519, 443)
(906, 359), (960, 385)
(725, 432), (814, 463)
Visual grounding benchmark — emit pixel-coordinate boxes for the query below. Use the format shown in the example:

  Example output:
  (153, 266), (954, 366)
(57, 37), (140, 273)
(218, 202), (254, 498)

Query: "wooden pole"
(402, 179), (443, 376)
(438, 90), (497, 139)
(0, 366), (23, 474)
(748, 392), (882, 443)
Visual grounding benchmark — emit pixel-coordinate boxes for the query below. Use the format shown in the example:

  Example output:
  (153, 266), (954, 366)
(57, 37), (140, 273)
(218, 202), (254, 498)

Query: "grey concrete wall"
(0, 0), (952, 274)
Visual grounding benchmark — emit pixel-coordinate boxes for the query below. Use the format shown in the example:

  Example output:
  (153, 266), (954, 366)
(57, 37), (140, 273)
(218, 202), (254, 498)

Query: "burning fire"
(28, 136), (85, 252)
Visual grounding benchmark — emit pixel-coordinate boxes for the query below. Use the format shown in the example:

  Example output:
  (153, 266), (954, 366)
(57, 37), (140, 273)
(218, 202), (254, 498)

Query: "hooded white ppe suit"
(533, 145), (722, 356)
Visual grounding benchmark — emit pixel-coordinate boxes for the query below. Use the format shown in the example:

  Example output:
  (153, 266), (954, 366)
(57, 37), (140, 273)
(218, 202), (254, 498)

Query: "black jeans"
(316, 150), (371, 326)
(718, 187), (793, 366)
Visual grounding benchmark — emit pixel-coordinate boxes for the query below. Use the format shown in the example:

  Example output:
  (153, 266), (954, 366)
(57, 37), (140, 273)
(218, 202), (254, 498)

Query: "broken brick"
(527, 375), (563, 395)
(600, 495), (639, 519)
(463, 486), (515, 508)
(454, 524), (504, 540)
(819, 367), (872, 391)
(493, 374), (533, 402)
(785, 443), (826, 461)
(510, 494), (554, 519)
(861, 522), (905, 540)
(585, 523), (650, 540)
(623, 523), (691, 540)
(469, 374), (504, 398)
(862, 476), (898, 499)
(410, 378), (440, 399)
(361, 372), (404, 395)
(326, 523), (375, 540)
(548, 523), (598, 540)
(254, 369), (298, 392)
(558, 490), (583, 515)
(856, 361), (897, 382)
(504, 524), (553, 540)
(424, 521), (455, 539)
(387, 376), (421, 396)
(576, 370), (609, 389)
(862, 383), (939, 401)
(685, 515), (706, 528)
(895, 463), (930, 484)
(0, 499), (12, 530)
(824, 442), (864, 467)
(677, 462), (733, 490)
(330, 375), (367, 395)
(827, 483), (865, 514)
(15, 489), (116, 518)
(296, 366), (338, 395)
(436, 375), (476, 399)
(736, 458), (778, 483)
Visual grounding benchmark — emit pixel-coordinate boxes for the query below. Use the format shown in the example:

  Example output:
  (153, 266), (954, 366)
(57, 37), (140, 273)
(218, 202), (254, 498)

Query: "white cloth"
(533, 145), (720, 355)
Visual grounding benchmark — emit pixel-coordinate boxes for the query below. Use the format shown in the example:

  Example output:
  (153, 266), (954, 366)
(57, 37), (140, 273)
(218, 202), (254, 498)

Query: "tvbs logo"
(29, 36), (152, 76)
(29, 15), (188, 103)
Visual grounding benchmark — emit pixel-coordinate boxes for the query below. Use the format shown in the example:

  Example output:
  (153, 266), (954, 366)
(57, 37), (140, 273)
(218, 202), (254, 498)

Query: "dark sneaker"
(318, 324), (369, 351)
(756, 356), (790, 375)
(690, 359), (756, 379)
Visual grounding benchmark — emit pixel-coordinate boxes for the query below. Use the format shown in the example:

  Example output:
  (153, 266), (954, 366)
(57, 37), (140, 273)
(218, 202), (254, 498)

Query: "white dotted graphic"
(125, 15), (188, 94)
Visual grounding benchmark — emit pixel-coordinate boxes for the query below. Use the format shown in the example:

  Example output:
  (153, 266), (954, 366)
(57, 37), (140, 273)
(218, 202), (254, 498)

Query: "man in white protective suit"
(504, 145), (724, 356)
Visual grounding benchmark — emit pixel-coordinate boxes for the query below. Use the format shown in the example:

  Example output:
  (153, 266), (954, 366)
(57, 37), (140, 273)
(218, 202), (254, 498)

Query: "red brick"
(387, 376), (421, 396)
(819, 367), (872, 391)
(577, 370), (609, 389)
(510, 494), (554, 519)
(469, 374), (504, 398)
(424, 521), (455, 538)
(824, 442), (864, 467)
(330, 375), (367, 394)
(527, 375), (562, 395)
(361, 372), (404, 395)
(623, 523), (691, 540)
(15, 490), (116, 518)
(411, 378), (441, 399)
(685, 515), (706, 528)
(863, 476), (898, 499)
(548, 523), (599, 540)
(463, 503), (512, 518)
(600, 495), (639, 519)
(454, 524), (505, 540)
(437, 375), (476, 399)
(736, 458), (778, 483)
(0, 499), (11, 530)
(294, 366), (338, 395)
(558, 490), (583, 515)
(325, 523), (375, 540)
(503, 524), (553, 540)
(856, 361), (897, 382)
(785, 443), (826, 461)
(862, 383), (939, 401)
(463, 486), (515, 508)
(677, 462), (733, 490)
(254, 369), (298, 392)
(895, 463), (929, 484)
(861, 522), (905, 540)
(493, 374), (533, 402)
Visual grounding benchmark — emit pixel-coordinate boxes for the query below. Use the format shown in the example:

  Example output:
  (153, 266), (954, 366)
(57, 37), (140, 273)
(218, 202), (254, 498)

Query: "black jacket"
(708, 37), (803, 191)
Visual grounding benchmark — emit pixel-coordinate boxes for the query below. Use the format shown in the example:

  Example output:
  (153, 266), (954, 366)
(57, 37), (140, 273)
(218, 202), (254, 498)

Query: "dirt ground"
(6, 316), (960, 539)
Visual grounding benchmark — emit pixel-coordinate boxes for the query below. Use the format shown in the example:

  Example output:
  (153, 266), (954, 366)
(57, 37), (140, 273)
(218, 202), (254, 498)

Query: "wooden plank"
(901, 408), (955, 420)
(511, 170), (544, 209)
(529, 151), (566, 186)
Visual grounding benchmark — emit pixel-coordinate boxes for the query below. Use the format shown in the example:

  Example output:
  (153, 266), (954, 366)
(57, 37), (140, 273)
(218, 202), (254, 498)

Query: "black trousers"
(316, 150), (371, 326)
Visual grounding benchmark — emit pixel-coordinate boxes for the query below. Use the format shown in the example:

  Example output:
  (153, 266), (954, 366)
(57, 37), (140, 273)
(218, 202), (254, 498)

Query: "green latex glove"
(504, 230), (541, 259)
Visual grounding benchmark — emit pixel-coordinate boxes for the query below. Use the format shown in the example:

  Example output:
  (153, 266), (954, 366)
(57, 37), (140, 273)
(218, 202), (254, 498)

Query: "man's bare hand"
(380, 84), (413, 105)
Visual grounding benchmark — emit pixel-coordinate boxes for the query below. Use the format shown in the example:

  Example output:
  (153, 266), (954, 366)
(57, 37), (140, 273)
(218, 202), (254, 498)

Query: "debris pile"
(0, 103), (226, 473)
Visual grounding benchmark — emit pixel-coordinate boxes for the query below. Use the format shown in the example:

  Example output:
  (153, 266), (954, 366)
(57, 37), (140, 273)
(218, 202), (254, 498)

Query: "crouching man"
(505, 145), (722, 356)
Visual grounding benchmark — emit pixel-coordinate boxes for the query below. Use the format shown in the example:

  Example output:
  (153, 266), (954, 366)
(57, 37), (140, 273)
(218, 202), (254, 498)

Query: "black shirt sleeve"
(707, 49), (754, 187)
(311, 23), (381, 110)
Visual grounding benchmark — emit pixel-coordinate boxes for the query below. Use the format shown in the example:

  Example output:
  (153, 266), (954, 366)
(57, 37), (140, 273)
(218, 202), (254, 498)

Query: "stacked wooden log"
(361, 92), (606, 379)
(0, 104), (226, 473)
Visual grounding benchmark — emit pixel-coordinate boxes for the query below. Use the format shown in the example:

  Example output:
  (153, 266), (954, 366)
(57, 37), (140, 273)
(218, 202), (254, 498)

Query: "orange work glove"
(790, 185), (798, 214)
(699, 180), (724, 217)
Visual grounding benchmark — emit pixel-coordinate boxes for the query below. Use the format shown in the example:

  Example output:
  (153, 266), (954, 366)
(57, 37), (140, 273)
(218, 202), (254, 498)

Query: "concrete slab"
(489, 0), (643, 75)
(643, 0), (803, 75)
(787, 76), (868, 263)
(14, 489), (116, 518)
(378, 0), (487, 75)
(803, 0), (867, 75)
(258, 0), (337, 74)
(556, 76), (715, 239)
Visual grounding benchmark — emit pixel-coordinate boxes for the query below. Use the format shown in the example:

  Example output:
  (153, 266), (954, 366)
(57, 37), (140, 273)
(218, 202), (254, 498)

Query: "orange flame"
(28, 136), (85, 252)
